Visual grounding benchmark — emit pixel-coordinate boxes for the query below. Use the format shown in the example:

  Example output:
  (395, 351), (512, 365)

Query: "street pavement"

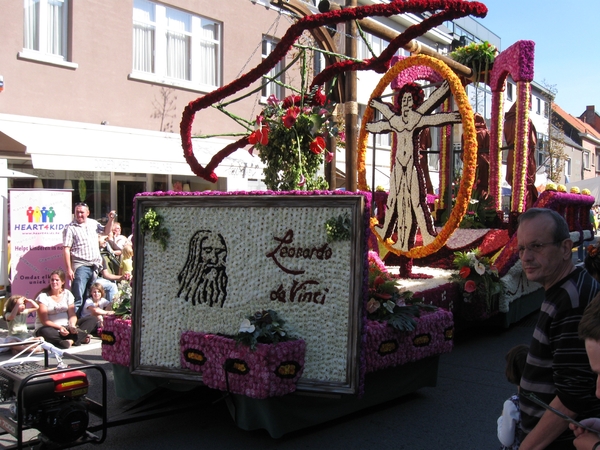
(0, 317), (536, 449)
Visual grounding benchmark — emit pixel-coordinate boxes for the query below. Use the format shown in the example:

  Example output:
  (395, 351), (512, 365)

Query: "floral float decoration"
(248, 90), (340, 191)
(366, 252), (437, 331)
(357, 54), (478, 261)
(180, 310), (306, 399)
(325, 213), (352, 242)
(179, 1), (487, 183)
(101, 281), (133, 367)
(450, 249), (502, 317)
(449, 40), (498, 86)
(364, 252), (453, 373)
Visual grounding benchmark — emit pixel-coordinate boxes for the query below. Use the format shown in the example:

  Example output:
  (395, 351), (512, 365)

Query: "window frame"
(130, 0), (222, 92)
(584, 151), (591, 170)
(261, 36), (285, 102)
(19, 0), (77, 69)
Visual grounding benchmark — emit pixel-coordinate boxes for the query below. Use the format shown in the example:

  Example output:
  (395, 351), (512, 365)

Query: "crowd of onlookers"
(3, 203), (134, 353)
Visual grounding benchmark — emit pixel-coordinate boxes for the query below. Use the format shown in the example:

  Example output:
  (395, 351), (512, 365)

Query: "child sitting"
(3, 295), (43, 354)
(498, 344), (529, 449)
(119, 244), (133, 281)
(81, 283), (114, 334)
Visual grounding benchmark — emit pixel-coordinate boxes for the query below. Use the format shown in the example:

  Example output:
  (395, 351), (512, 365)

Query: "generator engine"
(0, 362), (90, 444)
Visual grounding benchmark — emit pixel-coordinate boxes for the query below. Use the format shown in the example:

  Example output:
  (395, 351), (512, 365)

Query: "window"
(132, 0), (221, 89)
(597, 152), (600, 172)
(506, 82), (513, 102)
(357, 33), (389, 60)
(262, 37), (284, 100)
(544, 101), (549, 118)
(536, 98), (541, 115)
(584, 151), (591, 170)
(23, 0), (69, 61)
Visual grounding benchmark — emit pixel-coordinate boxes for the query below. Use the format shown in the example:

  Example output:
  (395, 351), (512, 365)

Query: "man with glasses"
(63, 203), (117, 317)
(517, 208), (600, 449)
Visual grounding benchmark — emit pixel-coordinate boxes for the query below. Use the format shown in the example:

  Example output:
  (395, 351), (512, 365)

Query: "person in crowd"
(498, 344), (529, 449)
(3, 295), (43, 354)
(96, 234), (129, 302)
(81, 283), (113, 334)
(63, 202), (116, 316)
(516, 208), (600, 449)
(585, 242), (600, 281)
(120, 244), (133, 279)
(571, 295), (600, 449)
(111, 221), (131, 250)
(34, 269), (97, 348)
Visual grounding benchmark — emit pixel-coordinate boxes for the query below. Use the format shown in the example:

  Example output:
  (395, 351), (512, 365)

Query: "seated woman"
(35, 269), (98, 348)
(3, 295), (43, 354)
(81, 283), (114, 334)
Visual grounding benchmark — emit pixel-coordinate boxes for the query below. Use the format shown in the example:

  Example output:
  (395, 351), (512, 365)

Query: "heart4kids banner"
(9, 189), (72, 300)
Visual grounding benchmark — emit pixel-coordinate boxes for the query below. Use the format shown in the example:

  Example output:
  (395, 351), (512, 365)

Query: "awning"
(0, 113), (263, 178)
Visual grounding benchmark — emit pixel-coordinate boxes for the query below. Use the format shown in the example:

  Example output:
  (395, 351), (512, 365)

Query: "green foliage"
(112, 281), (132, 319)
(450, 40), (498, 85)
(366, 257), (436, 332)
(325, 213), (352, 242)
(234, 310), (294, 350)
(138, 208), (169, 250)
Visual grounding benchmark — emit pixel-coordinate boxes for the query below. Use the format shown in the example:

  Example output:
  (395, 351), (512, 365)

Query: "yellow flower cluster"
(357, 55), (477, 259)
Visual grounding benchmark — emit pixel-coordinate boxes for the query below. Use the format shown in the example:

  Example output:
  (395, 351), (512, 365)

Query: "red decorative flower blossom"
(283, 106), (300, 128)
(312, 88), (326, 106)
(459, 266), (470, 279)
(310, 136), (326, 154)
(464, 280), (477, 293)
(248, 124), (270, 146)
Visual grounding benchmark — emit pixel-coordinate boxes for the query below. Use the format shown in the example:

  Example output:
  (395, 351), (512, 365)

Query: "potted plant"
(101, 281), (133, 367)
(450, 40), (498, 86)
(180, 310), (306, 399)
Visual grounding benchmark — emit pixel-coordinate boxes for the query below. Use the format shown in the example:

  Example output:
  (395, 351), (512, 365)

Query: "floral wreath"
(357, 54), (478, 259)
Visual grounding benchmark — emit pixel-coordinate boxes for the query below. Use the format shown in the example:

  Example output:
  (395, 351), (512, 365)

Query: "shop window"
(133, 0), (221, 88)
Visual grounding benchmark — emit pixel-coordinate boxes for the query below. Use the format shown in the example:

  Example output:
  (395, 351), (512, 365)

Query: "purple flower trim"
(101, 315), (132, 367)
(364, 309), (453, 373)
(180, 332), (306, 399)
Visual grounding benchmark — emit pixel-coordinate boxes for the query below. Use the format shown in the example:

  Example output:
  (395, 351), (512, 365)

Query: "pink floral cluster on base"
(180, 332), (306, 399)
(101, 315), (131, 367)
(364, 309), (453, 374)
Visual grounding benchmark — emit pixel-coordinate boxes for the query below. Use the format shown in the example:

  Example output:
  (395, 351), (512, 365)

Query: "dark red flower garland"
(180, 0), (488, 182)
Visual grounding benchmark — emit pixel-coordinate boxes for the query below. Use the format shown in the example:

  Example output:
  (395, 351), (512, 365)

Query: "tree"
(151, 87), (178, 132)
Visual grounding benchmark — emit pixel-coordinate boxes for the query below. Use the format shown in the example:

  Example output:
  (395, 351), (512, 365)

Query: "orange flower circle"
(358, 55), (477, 259)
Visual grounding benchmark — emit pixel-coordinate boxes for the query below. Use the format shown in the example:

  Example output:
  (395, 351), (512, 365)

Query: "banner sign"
(132, 193), (365, 395)
(9, 189), (72, 299)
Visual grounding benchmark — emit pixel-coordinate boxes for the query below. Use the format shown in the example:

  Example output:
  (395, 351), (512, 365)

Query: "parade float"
(101, 0), (595, 437)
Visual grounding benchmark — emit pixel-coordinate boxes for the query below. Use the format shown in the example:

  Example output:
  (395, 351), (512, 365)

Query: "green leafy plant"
(234, 310), (295, 350)
(325, 213), (352, 242)
(450, 249), (502, 311)
(111, 281), (132, 319)
(450, 40), (498, 86)
(248, 87), (342, 191)
(366, 254), (437, 331)
(138, 208), (169, 250)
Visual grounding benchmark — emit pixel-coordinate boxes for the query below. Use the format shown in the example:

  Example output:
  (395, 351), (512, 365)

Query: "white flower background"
(139, 205), (355, 382)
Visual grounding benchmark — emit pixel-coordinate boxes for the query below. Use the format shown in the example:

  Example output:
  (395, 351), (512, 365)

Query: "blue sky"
(474, 0), (600, 117)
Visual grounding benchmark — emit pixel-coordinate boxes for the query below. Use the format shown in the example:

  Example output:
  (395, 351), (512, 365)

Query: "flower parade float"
(102, 0), (595, 439)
